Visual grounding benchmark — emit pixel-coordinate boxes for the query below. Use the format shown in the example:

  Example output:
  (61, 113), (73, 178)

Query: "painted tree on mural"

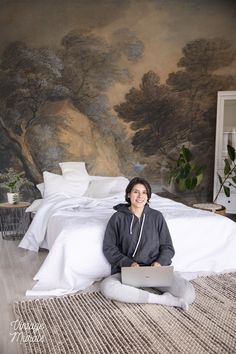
(0, 30), (144, 183)
(167, 38), (236, 143)
(114, 70), (184, 156)
(59, 29), (144, 126)
(115, 38), (236, 157)
(0, 41), (70, 182)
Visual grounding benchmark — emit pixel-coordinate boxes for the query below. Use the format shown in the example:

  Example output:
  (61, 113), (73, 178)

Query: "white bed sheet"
(19, 193), (236, 296)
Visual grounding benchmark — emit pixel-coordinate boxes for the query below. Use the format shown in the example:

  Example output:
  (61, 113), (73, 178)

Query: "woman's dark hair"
(125, 177), (152, 205)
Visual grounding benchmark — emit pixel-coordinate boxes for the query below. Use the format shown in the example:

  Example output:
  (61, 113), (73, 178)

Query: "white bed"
(19, 163), (236, 296)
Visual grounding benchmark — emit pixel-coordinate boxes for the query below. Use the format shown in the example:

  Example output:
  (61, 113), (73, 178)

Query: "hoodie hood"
(113, 203), (151, 214)
(113, 203), (130, 213)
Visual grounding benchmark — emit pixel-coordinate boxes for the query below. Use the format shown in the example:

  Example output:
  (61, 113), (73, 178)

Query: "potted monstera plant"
(168, 145), (204, 193)
(0, 168), (33, 204)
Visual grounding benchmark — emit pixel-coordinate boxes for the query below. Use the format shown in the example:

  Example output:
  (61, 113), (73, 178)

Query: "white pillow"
(84, 176), (129, 198)
(84, 179), (117, 198)
(26, 199), (43, 213)
(36, 183), (45, 197)
(109, 176), (129, 194)
(88, 176), (129, 194)
(59, 162), (89, 179)
(43, 171), (89, 198)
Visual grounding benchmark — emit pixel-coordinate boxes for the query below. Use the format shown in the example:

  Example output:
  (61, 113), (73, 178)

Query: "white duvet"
(19, 193), (236, 296)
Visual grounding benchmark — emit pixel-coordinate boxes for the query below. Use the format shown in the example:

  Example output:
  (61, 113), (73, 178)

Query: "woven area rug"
(13, 273), (236, 354)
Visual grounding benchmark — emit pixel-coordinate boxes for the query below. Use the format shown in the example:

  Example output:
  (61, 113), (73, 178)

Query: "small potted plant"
(168, 145), (204, 193)
(0, 168), (33, 204)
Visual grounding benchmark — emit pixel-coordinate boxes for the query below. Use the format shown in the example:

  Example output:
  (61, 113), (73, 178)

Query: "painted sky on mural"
(0, 0), (235, 105)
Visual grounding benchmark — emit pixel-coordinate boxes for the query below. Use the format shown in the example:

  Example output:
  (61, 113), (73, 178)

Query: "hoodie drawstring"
(129, 215), (134, 235)
(132, 213), (145, 258)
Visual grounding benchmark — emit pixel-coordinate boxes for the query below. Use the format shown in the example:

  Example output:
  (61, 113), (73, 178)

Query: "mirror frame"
(213, 90), (236, 203)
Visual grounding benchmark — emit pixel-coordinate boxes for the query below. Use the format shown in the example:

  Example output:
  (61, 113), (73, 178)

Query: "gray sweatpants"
(100, 272), (195, 305)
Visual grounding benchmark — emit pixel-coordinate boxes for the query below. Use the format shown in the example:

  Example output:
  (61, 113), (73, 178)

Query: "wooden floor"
(0, 237), (48, 354)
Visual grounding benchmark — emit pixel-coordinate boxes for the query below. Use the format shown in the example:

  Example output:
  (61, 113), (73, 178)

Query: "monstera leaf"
(214, 144), (236, 202)
(169, 145), (204, 193)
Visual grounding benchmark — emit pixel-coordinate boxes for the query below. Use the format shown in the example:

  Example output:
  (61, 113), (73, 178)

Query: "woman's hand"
(151, 261), (161, 267)
(131, 262), (140, 267)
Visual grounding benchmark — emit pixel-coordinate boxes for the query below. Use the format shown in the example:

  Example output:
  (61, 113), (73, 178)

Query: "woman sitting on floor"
(100, 177), (195, 310)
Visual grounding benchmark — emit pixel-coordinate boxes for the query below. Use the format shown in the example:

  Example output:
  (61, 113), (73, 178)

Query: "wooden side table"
(192, 203), (226, 216)
(0, 202), (31, 240)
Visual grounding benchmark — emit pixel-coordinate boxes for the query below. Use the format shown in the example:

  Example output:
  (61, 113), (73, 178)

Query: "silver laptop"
(121, 266), (174, 288)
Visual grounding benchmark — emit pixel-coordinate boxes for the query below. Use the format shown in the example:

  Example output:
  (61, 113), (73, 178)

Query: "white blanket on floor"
(19, 194), (236, 296)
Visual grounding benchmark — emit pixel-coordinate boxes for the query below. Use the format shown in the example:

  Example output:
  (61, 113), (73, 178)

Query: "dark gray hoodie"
(103, 203), (175, 274)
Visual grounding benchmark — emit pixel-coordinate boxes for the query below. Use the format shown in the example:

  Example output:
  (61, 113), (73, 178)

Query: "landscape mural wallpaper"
(0, 0), (236, 202)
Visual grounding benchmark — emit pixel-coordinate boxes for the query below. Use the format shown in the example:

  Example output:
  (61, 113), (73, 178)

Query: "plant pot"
(7, 192), (19, 204)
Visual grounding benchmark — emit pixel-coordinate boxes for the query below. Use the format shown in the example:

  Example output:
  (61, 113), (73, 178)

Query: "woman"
(100, 177), (195, 310)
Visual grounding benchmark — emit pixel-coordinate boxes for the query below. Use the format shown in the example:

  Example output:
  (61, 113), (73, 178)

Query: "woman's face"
(128, 183), (148, 209)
